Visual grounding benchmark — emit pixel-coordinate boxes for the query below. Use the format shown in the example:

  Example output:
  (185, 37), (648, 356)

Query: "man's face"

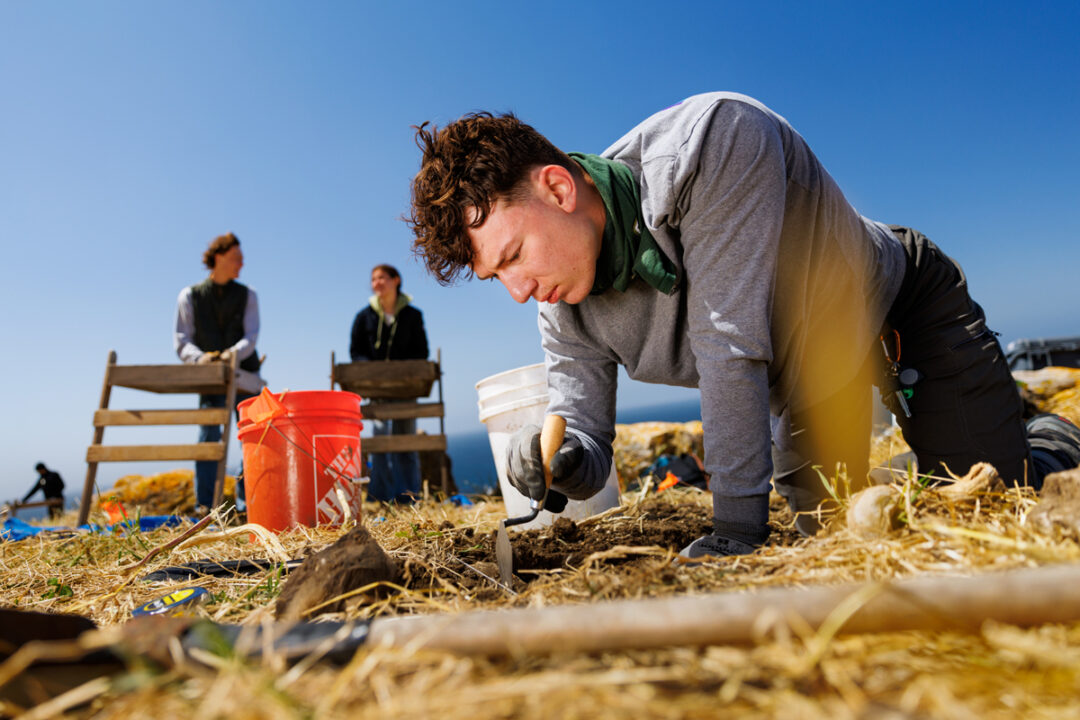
(216, 245), (244, 281)
(467, 170), (600, 305)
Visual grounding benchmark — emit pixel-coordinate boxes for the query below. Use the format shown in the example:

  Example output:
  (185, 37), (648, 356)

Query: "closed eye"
(478, 243), (521, 282)
(501, 249), (520, 274)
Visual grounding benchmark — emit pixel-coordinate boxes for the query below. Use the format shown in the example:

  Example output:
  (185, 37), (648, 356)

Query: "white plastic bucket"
(475, 380), (548, 413)
(475, 363), (548, 404)
(476, 364), (621, 531)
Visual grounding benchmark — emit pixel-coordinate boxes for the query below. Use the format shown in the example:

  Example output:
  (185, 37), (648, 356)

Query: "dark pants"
(774, 227), (1034, 507)
(196, 392), (254, 509)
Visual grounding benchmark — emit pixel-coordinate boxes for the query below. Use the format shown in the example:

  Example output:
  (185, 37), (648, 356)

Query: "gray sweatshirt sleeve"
(675, 101), (785, 529)
(538, 305), (617, 500)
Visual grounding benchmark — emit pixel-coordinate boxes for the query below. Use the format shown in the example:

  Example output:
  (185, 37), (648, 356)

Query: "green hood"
(368, 293), (412, 320)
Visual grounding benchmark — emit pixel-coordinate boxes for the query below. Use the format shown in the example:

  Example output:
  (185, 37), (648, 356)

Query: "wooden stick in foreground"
(367, 563), (1080, 656)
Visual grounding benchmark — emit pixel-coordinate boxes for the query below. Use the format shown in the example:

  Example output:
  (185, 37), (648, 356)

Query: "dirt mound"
(392, 496), (713, 602)
(508, 503), (710, 571)
(276, 524), (400, 621)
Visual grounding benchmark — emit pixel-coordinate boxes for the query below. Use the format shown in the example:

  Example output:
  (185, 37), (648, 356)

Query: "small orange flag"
(100, 497), (129, 523)
(657, 472), (680, 492)
(246, 387), (289, 425)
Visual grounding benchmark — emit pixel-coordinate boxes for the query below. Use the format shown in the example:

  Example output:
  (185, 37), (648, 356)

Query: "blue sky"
(2, 1), (1077, 504)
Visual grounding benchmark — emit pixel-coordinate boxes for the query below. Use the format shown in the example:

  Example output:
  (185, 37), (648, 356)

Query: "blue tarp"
(1, 515), (189, 541)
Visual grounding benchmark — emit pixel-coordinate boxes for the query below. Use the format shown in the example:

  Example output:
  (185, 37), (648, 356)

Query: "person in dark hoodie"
(350, 264), (429, 502)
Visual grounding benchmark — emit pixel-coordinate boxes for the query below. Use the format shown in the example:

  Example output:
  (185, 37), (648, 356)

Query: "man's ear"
(537, 164), (577, 214)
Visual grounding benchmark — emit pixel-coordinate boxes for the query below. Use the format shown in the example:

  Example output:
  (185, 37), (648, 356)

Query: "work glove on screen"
(506, 423), (582, 512)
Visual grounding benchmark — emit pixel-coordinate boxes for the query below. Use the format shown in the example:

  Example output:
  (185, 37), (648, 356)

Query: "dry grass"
(4, 465), (1080, 718)
(7, 366), (1080, 717)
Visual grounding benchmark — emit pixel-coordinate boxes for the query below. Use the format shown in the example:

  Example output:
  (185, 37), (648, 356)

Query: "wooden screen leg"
(211, 438), (229, 510)
(79, 350), (116, 525)
(78, 462), (101, 526)
(440, 452), (449, 496)
(212, 353), (239, 509)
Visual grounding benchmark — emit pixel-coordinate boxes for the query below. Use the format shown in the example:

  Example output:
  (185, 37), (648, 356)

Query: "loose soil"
(396, 493), (804, 602)
(471, 498), (707, 571)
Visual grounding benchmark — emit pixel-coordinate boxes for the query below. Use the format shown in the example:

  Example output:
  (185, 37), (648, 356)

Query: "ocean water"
(449, 397), (702, 495)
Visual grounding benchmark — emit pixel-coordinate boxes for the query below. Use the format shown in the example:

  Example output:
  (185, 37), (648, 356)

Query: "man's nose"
(502, 273), (535, 304)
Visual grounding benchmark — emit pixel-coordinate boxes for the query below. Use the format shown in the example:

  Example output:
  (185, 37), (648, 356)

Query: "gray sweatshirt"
(539, 92), (907, 529)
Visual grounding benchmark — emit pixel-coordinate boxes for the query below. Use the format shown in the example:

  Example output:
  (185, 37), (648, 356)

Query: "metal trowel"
(496, 414), (567, 586)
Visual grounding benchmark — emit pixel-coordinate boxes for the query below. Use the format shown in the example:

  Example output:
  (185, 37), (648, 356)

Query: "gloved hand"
(542, 490), (568, 513)
(197, 351), (221, 364)
(506, 423), (584, 504)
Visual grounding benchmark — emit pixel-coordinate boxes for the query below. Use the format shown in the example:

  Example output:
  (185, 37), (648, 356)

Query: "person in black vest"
(23, 463), (65, 518)
(174, 232), (261, 511)
(350, 264), (429, 502)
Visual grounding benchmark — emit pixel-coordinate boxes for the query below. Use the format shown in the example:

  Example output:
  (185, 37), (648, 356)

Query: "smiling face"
(467, 165), (604, 305)
(371, 268), (400, 303)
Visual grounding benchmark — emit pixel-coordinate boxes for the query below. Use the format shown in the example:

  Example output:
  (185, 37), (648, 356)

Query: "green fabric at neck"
(568, 152), (677, 295)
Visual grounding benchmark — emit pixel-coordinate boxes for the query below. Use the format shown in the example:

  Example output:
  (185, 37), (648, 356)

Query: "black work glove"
(506, 423), (583, 510)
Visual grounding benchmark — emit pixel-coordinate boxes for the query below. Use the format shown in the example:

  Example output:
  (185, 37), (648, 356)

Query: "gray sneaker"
(678, 533), (758, 562)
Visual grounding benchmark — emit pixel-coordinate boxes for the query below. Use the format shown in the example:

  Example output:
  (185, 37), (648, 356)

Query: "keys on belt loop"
(880, 332), (921, 419)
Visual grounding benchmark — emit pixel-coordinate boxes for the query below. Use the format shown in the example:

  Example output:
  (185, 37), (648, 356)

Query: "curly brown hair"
(407, 112), (578, 285)
(202, 232), (240, 270)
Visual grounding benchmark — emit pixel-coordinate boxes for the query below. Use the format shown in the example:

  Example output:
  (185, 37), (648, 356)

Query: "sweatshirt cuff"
(553, 471), (604, 501)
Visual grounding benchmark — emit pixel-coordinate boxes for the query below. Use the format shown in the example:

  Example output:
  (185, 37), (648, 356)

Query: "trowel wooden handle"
(540, 414), (567, 488)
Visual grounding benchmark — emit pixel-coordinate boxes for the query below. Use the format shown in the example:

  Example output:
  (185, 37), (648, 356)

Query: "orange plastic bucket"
(237, 390), (364, 532)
